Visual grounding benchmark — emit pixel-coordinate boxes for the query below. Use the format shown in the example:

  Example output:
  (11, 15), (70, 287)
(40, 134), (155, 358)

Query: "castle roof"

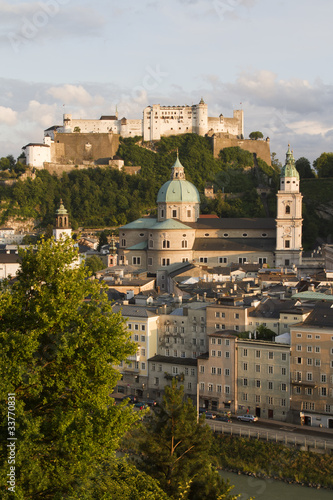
(157, 156), (200, 204)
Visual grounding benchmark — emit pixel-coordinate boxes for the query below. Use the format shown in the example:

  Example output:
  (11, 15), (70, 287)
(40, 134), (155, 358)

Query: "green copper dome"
(280, 145), (299, 180)
(157, 156), (200, 204)
(56, 199), (68, 215)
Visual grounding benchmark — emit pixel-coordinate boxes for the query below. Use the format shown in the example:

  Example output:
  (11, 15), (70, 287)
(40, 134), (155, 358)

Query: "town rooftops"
(300, 301), (333, 328)
(112, 304), (158, 318)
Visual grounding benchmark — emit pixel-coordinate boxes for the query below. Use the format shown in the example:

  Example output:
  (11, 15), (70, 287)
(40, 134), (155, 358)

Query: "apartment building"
(198, 333), (291, 421)
(147, 355), (197, 402)
(112, 305), (159, 399)
(206, 297), (255, 335)
(290, 301), (333, 428)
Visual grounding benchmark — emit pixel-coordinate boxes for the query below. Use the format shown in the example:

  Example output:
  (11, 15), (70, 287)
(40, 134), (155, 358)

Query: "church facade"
(118, 146), (302, 273)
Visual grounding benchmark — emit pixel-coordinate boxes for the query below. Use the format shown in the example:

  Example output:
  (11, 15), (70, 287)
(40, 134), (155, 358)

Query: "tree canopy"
(0, 237), (164, 498)
(313, 152), (333, 178)
(127, 379), (236, 500)
(295, 157), (315, 179)
(249, 131), (264, 140)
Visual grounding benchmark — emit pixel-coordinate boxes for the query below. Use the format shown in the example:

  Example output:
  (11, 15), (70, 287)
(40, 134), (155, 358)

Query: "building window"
(224, 368), (230, 376)
(269, 366), (273, 374)
(219, 257), (228, 264)
(154, 377), (159, 385)
(211, 367), (216, 374)
(121, 239), (126, 247)
(256, 350), (261, 358)
(199, 257), (208, 263)
(182, 240), (188, 248)
(243, 363), (248, 371)
(256, 380), (261, 388)
(268, 352), (273, 360)
(160, 209), (164, 218)
(259, 257), (267, 264)
(162, 258), (170, 266)
(268, 381), (273, 390)
(172, 366), (178, 375)
(208, 384), (213, 392)
(255, 395), (261, 403)
(211, 350), (216, 357)
(225, 351), (230, 358)
(268, 397), (273, 405)
(242, 393), (248, 401)
(148, 257), (153, 266)
(255, 365), (260, 373)
(141, 362), (146, 369)
(200, 365), (205, 373)
(243, 349), (248, 357)
(162, 240), (170, 249)
(282, 353), (287, 361)
(285, 205), (290, 214)
(285, 240), (290, 248)
(306, 388), (312, 396)
(281, 383), (287, 391)
(243, 378), (248, 386)
(281, 367), (286, 376)
(211, 338), (216, 344)
(172, 209), (177, 218)
(134, 334), (139, 341)
(321, 374), (327, 383)
(187, 210), (191, 217)
(225, 385), (230, 394)
(200, 382), (205, 391)
(217, 384), (222, 393)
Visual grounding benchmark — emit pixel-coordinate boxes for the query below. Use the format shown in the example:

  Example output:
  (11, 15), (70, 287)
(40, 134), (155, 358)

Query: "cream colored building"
(118, 153), (287, 273)
(143, 99), (243, 142)
(275, 145), (303, 267)
(197, 333), (291, 420)
(112, 305), (159, 399)
(290, 301), (333, 428)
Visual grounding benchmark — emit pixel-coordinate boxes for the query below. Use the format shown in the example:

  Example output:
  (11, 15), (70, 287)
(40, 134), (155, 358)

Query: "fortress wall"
(51, 133), (120, 165)
(212, 134), (271, 165)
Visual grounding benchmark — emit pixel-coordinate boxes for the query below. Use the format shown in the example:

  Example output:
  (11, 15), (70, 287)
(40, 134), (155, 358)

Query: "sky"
(0, 0), (332, 164)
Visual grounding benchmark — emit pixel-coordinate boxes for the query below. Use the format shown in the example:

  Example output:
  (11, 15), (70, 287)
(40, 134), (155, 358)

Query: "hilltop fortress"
(22, 99), (271, 170)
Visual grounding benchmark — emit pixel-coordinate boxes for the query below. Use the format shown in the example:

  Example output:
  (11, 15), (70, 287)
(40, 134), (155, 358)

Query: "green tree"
(256, 324), (275, 341)
(97, 230), (109, 251)
(313, 152), (333, 177)
(85, 254), (105, 275)
(271, 152), (282, 170)
(295, 157), (315, 179)
(130, 380), (234, 500)
(0, 238), (149, 499)
(249, 131), (264, 140)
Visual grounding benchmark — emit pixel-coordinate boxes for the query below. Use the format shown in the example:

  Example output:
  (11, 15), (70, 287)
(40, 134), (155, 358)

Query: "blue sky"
(0, 0), (332, 164)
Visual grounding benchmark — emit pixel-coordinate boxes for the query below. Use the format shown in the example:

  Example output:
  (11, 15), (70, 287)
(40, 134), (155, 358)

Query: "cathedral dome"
(156, 156), (200, 204)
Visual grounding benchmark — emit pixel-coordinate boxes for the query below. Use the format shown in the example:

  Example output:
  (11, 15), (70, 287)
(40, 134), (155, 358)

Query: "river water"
(219, 470), (333, 500)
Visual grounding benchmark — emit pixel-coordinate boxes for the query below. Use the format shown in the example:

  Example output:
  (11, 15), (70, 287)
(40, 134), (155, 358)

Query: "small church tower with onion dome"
(53, 199), (72, 241)
(275, 145), (303, 267)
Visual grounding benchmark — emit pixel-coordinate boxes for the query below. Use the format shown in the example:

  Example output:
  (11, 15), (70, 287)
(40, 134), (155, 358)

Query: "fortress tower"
(275, 146), (303, 267)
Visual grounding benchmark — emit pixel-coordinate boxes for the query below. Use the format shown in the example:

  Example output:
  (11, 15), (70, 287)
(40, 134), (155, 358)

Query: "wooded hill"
(0, 134), (332, 250)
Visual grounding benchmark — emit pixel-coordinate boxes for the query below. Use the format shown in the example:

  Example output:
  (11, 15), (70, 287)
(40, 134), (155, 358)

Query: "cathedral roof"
(156, 156), (200, 204)
(280, 144), (299, 180)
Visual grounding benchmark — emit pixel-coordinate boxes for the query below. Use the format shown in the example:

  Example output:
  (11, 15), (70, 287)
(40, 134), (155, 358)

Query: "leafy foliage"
(295, 157), (315, 179)
(85, 255), (105, 275)
(213, 434), (333, 488)
(126, 380), (236, 500)
(313, 152), (333, 177)
(249, 131), (264, 140)
(0, 238), (149, 498)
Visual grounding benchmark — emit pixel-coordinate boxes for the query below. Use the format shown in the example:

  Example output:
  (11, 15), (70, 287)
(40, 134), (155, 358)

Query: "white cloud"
(0, 105), (17, 124)
(21, 100), (58, 127)
(48, 85), (105, 107)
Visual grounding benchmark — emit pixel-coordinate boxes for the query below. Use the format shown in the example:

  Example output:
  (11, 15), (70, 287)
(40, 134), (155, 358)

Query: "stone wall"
(51, 132), (120, 165)
(212, 134), (271, 165)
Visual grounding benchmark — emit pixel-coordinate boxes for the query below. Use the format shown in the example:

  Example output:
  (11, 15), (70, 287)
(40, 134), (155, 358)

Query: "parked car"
(204, 411), (216, 419)
(146, 399), (157, 407)
(134, 401), (148, 409)
(216, 415), (232, 423)
(236, 414), (258, 423)
(121, 395), (137, 404)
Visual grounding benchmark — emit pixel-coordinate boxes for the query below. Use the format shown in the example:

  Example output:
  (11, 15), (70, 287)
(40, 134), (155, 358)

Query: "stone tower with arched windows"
(53, 199), (72, 241)
(275, 146), (303, 267)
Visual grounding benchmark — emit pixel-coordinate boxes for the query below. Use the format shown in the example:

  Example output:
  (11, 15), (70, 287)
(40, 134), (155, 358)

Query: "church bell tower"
(53, 199), (72, 241)
(275, 145), (303, 267)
